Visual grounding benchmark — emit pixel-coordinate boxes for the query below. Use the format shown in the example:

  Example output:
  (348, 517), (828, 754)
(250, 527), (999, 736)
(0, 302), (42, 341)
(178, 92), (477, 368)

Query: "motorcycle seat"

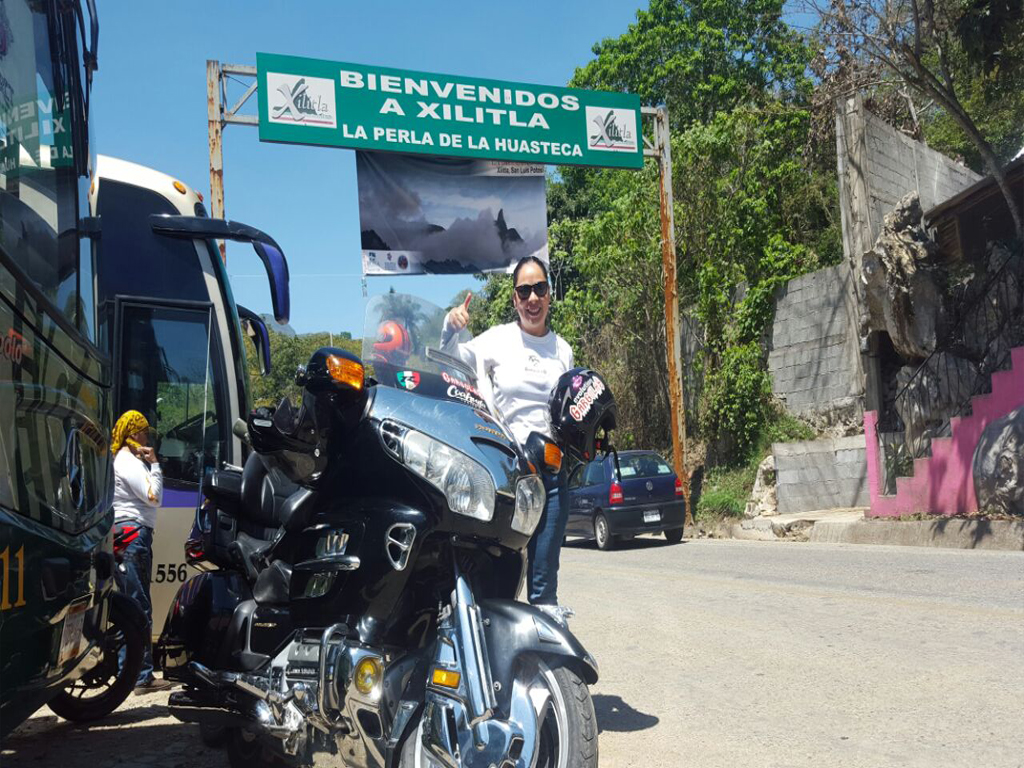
(220, 454), (317, 580)
(238, 452), (299, 534)
(229, 531), (275, 581)
(252, 560), (292, 605)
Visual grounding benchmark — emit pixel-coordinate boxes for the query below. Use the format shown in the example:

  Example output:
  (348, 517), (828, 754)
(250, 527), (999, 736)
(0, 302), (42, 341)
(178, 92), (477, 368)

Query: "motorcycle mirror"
(232, 418), (250, 445)
(294, 364), (308, 387)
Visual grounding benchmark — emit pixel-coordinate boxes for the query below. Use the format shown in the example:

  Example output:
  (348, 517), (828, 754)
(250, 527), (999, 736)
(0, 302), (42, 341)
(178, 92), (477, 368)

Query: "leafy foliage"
(245, 328), (362, 409)
(696, 408), (816, 521)
(468, 0), (841, 464)
(570, 0), (810, 126)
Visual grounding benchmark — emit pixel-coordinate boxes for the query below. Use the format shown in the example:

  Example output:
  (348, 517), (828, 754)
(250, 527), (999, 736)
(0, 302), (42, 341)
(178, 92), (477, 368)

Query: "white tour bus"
(92, 156), (288, 637)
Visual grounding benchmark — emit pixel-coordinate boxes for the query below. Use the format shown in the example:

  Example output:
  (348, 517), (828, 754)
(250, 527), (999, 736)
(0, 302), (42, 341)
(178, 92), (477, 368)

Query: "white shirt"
(443, 320), (574, 446)
(112, 447), (163, 530)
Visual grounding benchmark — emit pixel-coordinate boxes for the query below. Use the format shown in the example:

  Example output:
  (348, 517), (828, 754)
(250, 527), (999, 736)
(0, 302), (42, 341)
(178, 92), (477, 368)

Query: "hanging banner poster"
(356, 153), (547, 276)
(256, 52), (644, 169)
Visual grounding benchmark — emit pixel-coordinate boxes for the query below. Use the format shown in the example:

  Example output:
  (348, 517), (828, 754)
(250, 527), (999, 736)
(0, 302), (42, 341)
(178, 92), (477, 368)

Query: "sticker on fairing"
(396, 371), (420, 390)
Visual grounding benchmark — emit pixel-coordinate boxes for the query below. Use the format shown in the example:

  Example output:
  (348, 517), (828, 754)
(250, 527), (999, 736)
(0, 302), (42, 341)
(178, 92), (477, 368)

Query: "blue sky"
(91, 1), (649, 335)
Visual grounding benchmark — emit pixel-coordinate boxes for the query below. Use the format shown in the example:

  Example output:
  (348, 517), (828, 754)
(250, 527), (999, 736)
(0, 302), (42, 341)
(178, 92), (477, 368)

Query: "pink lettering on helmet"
(568, 377), (605, 421)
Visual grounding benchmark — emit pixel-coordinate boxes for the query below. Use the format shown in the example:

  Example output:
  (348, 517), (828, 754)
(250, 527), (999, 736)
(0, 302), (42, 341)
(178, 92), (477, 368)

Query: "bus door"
(112, 297), (231, 627)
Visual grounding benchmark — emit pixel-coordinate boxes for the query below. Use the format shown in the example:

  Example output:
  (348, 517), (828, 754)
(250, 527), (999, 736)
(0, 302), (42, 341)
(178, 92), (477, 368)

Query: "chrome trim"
(318, 624), (348, 729)
(315, 529), (349, 558)
(421, 693), (526, 768)
(385, 523), (416, 571)
(293, 554), (361, 571)
(453, 575), (496, 744)
(302, 572), (336, 598)
(378, 419), (406, 461)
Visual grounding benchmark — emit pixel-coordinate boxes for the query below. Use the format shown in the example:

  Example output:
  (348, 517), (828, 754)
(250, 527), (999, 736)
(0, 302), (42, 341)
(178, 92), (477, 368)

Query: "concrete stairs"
(878, 346), (1024, 515)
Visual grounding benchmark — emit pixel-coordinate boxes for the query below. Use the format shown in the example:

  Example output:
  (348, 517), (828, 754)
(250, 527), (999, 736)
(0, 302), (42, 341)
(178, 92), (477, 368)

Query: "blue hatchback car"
(565, 450), (686, 550)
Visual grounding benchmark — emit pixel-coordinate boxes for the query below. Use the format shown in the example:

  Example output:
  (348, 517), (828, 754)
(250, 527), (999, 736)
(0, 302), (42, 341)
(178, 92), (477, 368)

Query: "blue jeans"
(117, 524), (155, 685)
(526, 469), (568, 605)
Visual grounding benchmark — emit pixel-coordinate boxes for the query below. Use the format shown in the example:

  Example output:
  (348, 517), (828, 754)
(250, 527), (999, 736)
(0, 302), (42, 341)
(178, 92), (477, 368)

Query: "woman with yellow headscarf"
(111, 410), (171, 694)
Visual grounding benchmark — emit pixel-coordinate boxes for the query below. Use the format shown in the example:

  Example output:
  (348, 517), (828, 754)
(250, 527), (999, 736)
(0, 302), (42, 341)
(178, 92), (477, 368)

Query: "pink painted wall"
(864, 347), (1024, 517)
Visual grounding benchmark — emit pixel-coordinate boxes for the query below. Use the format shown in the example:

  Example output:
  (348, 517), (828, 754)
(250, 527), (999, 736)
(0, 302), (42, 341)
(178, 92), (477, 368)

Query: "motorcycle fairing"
(478, 599), (599, 715)
(156, 569), (260, 675)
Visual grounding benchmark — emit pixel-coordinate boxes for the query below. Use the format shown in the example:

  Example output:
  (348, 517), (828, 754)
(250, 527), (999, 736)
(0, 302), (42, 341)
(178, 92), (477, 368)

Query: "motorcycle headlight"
(512, 475), (546, 535)
(387, 424), (495, 522)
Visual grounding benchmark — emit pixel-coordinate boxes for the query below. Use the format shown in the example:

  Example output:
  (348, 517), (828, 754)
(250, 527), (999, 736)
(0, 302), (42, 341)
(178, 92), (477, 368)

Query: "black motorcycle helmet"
(548, 368), (617, 463)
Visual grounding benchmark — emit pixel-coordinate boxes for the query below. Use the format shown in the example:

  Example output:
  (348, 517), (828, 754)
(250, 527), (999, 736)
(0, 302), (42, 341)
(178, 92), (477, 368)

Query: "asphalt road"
(563, 537), (1024, 768)
(4, 538), (1023, 767)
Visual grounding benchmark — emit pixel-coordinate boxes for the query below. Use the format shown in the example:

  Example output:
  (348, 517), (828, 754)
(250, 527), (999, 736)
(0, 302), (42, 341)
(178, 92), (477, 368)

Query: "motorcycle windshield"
(362, 293), (490, 412)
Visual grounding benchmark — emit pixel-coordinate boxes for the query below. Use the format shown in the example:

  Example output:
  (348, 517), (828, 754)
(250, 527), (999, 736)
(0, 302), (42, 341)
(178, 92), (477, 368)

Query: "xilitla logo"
(585, 106), (637, 153)
(267, 73), (337, 128)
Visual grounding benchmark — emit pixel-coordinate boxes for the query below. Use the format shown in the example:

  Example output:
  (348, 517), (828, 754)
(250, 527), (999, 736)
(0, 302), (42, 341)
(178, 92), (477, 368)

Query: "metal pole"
(207, 59), (226, 262)
(654, 104), (692, 527)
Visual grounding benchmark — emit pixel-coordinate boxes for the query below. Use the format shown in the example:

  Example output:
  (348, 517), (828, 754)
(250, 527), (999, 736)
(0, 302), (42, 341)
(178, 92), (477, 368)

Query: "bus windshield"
(116, 302), (228, 486)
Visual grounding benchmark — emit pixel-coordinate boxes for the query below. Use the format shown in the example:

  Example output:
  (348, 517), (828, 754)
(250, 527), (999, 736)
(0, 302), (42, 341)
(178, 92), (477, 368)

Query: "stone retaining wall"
(774, 436), (870, 514)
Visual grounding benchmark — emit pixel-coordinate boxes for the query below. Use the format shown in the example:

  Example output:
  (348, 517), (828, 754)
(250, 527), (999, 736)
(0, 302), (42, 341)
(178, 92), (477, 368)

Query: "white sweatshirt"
(443, 320), (574, 446)
(112, 447), (163, 530)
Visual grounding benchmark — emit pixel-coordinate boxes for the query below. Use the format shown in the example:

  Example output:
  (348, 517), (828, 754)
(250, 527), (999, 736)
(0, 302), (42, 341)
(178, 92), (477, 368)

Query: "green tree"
(246, 329), (362, 409)
(571, 0), (810, 126)
(468, 1), (841, 462)
(539, 1), (837, 462)
(811, 0), (1024, 235)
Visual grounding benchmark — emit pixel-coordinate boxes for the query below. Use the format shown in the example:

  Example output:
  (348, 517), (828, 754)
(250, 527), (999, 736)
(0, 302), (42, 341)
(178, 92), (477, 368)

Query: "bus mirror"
(149, 215), (291, 324)
(237, 304), (271, 376)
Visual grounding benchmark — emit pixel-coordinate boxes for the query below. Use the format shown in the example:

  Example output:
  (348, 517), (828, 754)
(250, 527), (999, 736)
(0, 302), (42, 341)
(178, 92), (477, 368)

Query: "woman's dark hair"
(512, 255), (549, 287)
(511, 256), (551, 329)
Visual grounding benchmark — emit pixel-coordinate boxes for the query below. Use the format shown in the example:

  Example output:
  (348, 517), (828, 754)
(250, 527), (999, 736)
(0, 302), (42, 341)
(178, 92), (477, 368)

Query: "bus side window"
(117, 304), (228, 486)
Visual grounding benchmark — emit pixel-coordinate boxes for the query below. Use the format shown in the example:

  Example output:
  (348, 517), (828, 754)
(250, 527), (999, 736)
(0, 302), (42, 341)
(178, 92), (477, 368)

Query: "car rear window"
(618, 454), (672, 478)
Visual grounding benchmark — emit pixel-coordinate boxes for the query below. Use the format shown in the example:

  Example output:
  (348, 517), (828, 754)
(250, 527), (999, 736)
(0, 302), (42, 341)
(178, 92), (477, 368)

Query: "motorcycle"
(47, 527), (147, 722)
(156, 293), (617, 767)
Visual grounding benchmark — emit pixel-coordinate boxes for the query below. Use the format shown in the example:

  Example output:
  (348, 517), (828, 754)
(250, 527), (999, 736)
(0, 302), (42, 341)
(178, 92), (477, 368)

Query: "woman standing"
(443, 256), (575, 623)
(110, 410), (171, 694)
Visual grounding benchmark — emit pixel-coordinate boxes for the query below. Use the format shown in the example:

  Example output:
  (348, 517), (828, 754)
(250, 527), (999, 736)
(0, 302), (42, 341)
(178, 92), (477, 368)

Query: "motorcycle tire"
(398, 656), (598, 768)
(48, 598), (144, 722)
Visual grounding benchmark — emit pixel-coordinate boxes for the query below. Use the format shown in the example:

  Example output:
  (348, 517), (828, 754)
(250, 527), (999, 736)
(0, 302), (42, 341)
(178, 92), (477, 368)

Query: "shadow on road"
(592, 694), (660, 733)
(2, 707), (218, 768)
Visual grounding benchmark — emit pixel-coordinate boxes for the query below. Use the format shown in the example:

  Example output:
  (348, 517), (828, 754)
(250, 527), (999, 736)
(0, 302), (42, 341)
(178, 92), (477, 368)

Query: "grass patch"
(762, 410), (816, 446)
(697, 468), (756, 522)
(696, 408), (816, 524)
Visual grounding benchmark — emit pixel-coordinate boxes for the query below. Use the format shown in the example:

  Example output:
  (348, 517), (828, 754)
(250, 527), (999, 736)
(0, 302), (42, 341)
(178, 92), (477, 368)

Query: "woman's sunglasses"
(515, 281), (549, 300)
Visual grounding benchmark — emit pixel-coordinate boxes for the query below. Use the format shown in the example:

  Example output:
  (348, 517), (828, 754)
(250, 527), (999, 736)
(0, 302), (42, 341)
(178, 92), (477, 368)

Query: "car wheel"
(594, 513), (615, 551)
(664, 527), (684, 543)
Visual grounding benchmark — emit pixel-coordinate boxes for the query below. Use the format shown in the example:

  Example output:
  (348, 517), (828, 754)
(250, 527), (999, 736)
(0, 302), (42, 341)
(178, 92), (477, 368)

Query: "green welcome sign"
(256, 52), (643, 169)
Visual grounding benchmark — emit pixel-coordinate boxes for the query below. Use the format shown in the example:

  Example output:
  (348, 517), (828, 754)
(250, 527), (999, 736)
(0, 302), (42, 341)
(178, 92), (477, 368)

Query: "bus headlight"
(512, 476), (546, 535)
(388, 425), (495, 522)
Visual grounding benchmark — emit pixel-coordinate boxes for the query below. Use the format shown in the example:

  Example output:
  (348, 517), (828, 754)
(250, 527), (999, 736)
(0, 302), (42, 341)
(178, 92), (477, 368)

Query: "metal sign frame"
(204, 61), (692, 525)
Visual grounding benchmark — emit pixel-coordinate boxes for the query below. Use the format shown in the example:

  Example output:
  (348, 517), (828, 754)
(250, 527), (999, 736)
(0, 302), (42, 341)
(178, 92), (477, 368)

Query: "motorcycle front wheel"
(401, 656), (598, 768)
